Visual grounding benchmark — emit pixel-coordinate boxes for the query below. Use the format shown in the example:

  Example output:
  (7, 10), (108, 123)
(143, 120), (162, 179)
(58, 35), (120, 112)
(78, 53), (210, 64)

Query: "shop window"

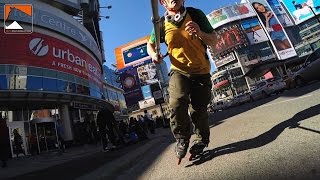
(43, 69), (57, 78)
(27, 76), (43, 90)
(57, 72), (69, 81)
(42, 78), (57, 91)
(0, 75), (8, 89)
(0, 65), (7, 74)
(28, 67), (42, 76)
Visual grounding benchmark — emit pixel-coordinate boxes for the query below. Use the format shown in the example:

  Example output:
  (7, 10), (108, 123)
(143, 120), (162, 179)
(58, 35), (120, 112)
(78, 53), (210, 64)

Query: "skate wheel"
(177, 158), (182, 165)
(188, 154), (194, 161)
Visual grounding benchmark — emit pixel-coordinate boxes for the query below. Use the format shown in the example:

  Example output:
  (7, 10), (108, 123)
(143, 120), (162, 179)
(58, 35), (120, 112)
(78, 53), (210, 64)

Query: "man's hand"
(185, 21), (201, 37)
(151, 53), (164, 64)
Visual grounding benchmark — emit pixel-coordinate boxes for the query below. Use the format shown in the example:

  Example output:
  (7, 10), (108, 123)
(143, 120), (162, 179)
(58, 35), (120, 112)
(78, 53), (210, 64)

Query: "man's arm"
(147, 30), (164, 64)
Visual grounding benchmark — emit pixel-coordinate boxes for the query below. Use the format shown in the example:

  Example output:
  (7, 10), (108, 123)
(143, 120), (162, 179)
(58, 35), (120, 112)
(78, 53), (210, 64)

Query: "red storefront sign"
(0, 29), (102, 86)
(213, 80), (229, 89)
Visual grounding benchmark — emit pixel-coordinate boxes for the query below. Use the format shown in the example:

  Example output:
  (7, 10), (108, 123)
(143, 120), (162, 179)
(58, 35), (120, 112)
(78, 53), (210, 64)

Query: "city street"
(110, 82), (320, 180)
(1, 82), (319, 180)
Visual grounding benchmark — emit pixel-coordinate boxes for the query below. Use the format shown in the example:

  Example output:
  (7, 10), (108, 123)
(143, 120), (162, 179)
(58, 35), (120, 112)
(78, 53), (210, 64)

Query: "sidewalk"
(0, 128), (171, 180)
(0, 143), (102, 179)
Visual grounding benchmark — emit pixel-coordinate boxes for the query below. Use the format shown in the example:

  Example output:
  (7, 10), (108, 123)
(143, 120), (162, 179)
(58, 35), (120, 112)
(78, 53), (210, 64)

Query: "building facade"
(208, 1), (320, 103)
(0, 0), (115, 155)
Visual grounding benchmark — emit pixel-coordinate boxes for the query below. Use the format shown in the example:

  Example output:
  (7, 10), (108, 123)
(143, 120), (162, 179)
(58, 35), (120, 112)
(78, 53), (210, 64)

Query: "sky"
(99, 0), (240, 71)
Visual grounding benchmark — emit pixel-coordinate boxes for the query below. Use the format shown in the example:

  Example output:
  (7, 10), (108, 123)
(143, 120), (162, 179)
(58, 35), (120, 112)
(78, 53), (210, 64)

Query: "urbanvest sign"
(0, 0), (102, 61)
(0, 29), (103, 87)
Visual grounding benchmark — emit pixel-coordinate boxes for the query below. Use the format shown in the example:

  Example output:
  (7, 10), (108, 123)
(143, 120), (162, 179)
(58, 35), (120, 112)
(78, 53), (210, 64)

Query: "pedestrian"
(96, 109), (116, 151)
(13, 129), (25, 158)
(147, 0), (216, 163)
(0, 116), (10, 168)
(144, 110), (155, 134)
(56, 119), (66, 152)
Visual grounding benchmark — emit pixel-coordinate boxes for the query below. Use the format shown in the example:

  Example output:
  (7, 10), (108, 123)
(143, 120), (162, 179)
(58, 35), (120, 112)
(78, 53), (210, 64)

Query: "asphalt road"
(114, 82), (320, 180)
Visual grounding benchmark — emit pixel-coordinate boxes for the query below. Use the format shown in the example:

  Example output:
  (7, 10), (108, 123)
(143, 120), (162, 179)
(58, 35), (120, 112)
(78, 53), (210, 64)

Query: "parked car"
(266, 76), (287, 93)
(233, 92), (251, 106)
(249, 80), (273, 101)
(294, 48), (320, 86)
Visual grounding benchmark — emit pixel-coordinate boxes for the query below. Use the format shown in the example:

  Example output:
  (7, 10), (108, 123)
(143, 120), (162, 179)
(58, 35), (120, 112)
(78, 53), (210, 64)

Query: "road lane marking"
(258, 94), (314, 108)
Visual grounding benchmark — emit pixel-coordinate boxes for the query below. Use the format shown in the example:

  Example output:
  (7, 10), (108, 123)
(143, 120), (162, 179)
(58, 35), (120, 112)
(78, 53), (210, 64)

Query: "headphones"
(164, 7), (186, 23)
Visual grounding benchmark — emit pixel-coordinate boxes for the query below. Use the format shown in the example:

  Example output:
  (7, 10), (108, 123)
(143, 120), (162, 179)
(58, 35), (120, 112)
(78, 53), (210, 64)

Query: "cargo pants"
(168, 70), (212, 144)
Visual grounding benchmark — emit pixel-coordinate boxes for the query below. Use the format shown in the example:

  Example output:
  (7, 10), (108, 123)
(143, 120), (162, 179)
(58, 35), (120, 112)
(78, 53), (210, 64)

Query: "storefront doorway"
(31, 118), (59, 153)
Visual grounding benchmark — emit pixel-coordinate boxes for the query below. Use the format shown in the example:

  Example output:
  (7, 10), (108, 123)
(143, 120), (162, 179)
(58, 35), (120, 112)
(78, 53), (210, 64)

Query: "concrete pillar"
(59, 104), (73, 141)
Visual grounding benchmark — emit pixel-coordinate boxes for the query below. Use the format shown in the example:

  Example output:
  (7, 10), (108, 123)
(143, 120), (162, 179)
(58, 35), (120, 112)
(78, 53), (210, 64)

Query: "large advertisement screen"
(207, 3), (256, 29)
(241, 18), (269, 44)
(136, 63), (158, 86)
(119, 68), (144, 106)
(211, 25), (248, 57)
(266, 0), (294, 26)
(281, 0), (320, 24)
(115, 36), (151, 72)
(249, 0), (297, 59)
(0, 29), (102, 86)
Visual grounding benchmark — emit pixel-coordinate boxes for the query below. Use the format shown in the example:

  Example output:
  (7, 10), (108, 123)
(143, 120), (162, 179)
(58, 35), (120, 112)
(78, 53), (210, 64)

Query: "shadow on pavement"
(187, 104), (320, 167)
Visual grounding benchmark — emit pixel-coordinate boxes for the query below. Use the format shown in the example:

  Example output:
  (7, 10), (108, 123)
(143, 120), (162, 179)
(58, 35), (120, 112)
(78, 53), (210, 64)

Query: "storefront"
(0, 0), (113, 156)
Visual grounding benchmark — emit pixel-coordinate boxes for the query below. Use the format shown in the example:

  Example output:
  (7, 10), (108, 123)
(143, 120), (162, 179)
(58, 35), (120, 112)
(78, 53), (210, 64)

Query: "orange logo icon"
(4, 4), (33, 34)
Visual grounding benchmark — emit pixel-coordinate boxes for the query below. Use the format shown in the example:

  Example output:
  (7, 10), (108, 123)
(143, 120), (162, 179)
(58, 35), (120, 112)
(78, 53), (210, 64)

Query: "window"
(28, 67), (42, 76)
(27, 76), (43, 90)
(43, 69), (57, 78)
(0, 75), (8, 89)
(42, 78), (57, 91)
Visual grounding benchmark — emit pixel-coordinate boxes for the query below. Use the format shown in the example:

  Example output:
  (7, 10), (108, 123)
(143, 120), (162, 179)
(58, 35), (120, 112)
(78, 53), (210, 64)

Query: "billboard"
(211, 25), (248, 56)
(241, 18), (269, 44)
(119, 68), (143, 106)
(115, 36), (151, 72)
(249, 0), (297, 59)
(207, 3), (256, 29)
(266, 0), (294, 26)
(214, 52), (237, 68)
(0, 29), (102, 86)
(281, 0), (320, 24)
(136, 63), (158, 85)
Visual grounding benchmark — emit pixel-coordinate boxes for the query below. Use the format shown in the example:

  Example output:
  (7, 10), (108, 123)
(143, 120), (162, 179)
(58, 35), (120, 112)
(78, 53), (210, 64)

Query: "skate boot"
(175, 139), (189, 165)
(188, 140), (207, 161)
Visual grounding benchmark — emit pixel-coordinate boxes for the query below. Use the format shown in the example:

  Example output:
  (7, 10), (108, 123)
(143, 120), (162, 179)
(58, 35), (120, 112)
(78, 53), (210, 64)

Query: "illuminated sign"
(115, 36), (151, 71)
(0, 29), (102, 86)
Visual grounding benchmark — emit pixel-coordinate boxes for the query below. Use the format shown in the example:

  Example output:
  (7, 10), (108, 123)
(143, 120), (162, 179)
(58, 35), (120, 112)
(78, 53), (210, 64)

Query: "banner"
(266, 0), (294, 26)
(241, 18), (269, 44)
(120, 68), (144, 106)
(0, 29), (102, 86)
(281, 0), (320, 24)
(207, 3), (256, 29)
(211, 25), (248, 56)
(214, 53), (237, 68)
(249, 0), (297, 59)
(114, 36), (151, 72)
(136, 63), (158, 85)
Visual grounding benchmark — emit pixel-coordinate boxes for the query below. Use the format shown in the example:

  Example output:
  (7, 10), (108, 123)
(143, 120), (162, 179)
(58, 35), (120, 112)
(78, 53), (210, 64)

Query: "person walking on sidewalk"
(97, 109), (117, 151)
(56, 119), (66, 152)
(13, 129), (25, 158)
(0, 116), (10, 168)
(144, 110), (155, 134)
(147, 0), (217, 163)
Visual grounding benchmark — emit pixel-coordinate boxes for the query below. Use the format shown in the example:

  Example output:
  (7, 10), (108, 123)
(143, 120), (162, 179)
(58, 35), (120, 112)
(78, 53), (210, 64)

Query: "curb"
(77, 136), (166, 180)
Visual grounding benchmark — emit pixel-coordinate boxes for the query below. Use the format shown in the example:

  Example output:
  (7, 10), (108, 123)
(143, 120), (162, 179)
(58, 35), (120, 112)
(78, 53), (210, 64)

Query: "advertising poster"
(249, 0), (297, 59)
(114, 36), (151, 72)
(119, 68), (143, 106)
(136, 63), (158, 85)
(214, 53), (237, 68)
(281, 0), (320, 24)
(266, 0), (294, 26)
(241, 18), (269, 44)
(211, 25), (248, 56)
(207, 3), (256, 29)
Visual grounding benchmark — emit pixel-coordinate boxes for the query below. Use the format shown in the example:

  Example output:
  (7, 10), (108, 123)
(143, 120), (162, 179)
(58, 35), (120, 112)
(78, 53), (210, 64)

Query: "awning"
(213, 80), (229, 89)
